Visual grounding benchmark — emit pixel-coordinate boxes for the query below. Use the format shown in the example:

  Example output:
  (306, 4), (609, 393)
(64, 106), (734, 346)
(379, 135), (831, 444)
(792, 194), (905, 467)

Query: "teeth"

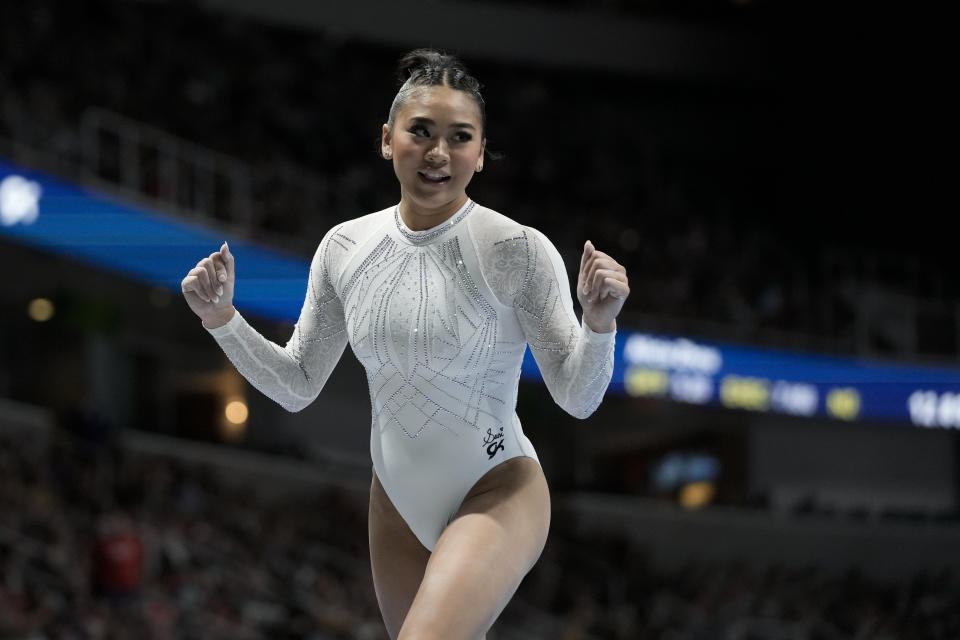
(422, 172), (449, 180)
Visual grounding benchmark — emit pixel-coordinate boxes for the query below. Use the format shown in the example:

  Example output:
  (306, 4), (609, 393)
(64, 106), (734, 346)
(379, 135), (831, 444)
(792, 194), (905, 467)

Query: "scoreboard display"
(522, 331), (960, 428)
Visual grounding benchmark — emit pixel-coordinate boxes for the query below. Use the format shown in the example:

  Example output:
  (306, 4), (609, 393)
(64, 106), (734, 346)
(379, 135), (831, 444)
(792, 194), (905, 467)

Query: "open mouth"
(418, 171), (452, 185)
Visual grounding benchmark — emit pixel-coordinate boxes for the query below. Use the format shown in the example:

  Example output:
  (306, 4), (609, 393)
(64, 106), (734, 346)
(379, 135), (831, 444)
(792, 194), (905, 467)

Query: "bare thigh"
(398, 456), (551, 640)
(368, 470), (431, 640)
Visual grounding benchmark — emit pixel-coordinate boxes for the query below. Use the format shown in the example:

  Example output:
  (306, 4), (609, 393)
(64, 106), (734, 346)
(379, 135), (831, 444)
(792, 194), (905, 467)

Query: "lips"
(418, 170), (451, 185)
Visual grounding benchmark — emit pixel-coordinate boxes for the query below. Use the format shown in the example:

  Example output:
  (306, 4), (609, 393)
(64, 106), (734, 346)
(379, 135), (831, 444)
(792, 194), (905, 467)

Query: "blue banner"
(0, 158), (311, 321)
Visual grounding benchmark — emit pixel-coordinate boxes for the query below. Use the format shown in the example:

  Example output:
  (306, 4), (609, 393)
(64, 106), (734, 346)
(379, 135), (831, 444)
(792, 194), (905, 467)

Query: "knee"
(397, 625), (485, 640)
(396, 628), (440, 640)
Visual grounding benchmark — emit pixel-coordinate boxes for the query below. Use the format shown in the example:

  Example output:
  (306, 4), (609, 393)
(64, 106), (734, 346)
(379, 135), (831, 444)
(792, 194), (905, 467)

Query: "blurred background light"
(680, 481), (716, 509)
(0, 174), (42, 227)
(224, 399), (248, 425)
(27, 297), (54, 322)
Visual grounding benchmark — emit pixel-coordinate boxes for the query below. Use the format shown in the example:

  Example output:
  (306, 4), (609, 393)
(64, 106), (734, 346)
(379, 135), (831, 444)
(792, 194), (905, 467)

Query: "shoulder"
(468, 204), (524, 239)
(324, 207), (393, 249)
(468, 204), (561, 265)
(311, 207), (394, 275)
(469, 204), (567, 305)
(317, 207), (393, 254)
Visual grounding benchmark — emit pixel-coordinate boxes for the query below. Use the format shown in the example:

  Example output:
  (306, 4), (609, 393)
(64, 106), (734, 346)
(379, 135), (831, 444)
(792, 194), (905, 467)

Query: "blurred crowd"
(0, 0), (955, 360)
(2, 424), (959, 640)
(0, 426), (384, 639)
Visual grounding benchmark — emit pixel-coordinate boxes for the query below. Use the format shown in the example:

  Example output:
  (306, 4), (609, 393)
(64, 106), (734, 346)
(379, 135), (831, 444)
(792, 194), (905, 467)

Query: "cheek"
(394, 141), (422, 163)
(454, 147), (481, 170)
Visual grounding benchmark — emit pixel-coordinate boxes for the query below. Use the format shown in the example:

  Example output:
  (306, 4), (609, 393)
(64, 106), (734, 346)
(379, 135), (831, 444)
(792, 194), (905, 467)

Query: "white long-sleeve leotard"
(206, 200), (615, 549)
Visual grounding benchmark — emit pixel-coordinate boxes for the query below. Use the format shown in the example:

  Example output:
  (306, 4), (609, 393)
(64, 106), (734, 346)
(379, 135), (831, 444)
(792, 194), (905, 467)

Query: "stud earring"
(476, 164), (483, 172)
(383, 150), (392, 159)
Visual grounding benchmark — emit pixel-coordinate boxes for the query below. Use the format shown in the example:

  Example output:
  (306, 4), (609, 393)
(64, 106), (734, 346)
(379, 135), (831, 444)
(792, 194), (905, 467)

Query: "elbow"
(279, 397), (312, 413)
(549, 386), (604, 419)
(277, 382), (323, 413)
(563, 401), (600, 420)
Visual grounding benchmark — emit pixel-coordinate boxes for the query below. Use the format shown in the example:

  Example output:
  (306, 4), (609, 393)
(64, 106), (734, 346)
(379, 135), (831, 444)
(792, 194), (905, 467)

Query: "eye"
(452, 131), (473, 143)
(409, 125), (430, 137)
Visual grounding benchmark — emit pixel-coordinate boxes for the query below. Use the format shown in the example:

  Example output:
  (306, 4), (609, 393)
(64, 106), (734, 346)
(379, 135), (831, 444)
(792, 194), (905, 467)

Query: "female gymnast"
(181, 49), (630, 639)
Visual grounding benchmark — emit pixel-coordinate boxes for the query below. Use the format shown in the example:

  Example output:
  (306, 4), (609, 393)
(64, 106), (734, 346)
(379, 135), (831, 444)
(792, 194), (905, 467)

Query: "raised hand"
(576, 240), (630, 333)
(181, 241), (236, 328)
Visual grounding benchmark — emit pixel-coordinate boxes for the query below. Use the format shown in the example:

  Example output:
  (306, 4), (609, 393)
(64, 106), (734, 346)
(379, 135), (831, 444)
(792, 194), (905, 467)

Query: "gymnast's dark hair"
(387, 49), (487, 138)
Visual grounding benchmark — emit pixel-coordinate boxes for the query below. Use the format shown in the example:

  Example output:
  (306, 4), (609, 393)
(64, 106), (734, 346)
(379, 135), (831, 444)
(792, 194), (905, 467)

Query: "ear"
(476, 138), (487, 172)
(381, 124), (392, 159)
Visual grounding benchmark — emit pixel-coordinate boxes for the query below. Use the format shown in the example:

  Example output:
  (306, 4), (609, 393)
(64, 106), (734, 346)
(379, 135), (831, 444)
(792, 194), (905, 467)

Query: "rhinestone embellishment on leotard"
(393, 200), (476, 245)
(343, 224), (505, 439)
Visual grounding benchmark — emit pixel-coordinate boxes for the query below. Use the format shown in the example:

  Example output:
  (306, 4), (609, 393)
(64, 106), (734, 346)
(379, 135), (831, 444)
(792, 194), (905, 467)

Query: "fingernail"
(218, 273), (227, 282)
(216, 285), (223, 295)
(213, 295), (219, 304)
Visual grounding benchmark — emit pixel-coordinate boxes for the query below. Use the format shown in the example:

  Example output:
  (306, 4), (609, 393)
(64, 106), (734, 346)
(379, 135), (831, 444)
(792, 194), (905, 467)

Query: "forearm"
(206, 310), (347, 412)
(537, 322), (616, 419)
(201, 305), (236, 330)
(582, 313), (616, 334)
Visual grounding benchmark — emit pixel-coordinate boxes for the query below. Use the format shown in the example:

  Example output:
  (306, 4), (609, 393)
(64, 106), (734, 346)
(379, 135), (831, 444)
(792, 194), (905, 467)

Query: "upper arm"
(281, 226), (349, 392)
(513, 227), (580, 354)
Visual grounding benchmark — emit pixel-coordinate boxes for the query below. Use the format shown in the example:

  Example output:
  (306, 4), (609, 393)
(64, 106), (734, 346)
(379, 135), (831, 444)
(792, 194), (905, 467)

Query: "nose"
(424, 138), (449, 165)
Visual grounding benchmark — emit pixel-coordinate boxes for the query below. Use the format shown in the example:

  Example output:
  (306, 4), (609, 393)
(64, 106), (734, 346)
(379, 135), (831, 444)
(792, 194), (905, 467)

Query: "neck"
(398, 193), (469, 231)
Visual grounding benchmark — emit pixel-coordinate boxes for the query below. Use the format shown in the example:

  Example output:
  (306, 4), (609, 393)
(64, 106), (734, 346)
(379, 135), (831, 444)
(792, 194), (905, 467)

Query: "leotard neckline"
(393, 199), (475, 245)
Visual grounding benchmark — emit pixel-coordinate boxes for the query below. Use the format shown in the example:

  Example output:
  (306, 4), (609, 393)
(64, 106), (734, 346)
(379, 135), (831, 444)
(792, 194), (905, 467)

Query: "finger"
(586, 251), (627, 282)
(193, 265), (215, 302)
(221, 241), (234, 277)
(200, 258), (222, 300)
(589, 269), (622, 300)
(208, 252), (228, 284)
(581, 246), (623, 288)
(182, 273), (208, 302)
(584, 252), (620, 275)
(579, 240), (594, 271)
(586, 260), (625, 294)
(598, 276), (630, 301)
(181, 274), (199, 295)
(579, 240), (594, 289)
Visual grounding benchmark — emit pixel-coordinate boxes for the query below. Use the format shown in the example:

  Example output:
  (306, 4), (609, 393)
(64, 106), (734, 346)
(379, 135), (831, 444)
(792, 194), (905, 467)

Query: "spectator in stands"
(90, 510), (144, 603)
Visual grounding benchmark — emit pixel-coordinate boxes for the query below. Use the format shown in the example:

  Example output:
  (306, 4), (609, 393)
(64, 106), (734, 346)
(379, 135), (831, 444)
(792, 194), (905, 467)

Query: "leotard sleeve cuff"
(582, 322), (617, 343)
(204, 310), (244, 337)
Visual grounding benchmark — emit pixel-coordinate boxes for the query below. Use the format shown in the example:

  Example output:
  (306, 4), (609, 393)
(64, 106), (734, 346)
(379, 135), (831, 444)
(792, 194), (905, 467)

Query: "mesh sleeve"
(205, 230), (349, 412)
(513, 228), (616, 419)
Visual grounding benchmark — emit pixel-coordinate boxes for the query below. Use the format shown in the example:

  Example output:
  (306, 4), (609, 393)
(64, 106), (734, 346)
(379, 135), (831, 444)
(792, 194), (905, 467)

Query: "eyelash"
(409, 126), (472, 143)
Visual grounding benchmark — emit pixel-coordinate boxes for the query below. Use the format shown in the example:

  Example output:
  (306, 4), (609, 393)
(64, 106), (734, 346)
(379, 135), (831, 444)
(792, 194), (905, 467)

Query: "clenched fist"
(576, 240), (629, 333)
(181, 241), (236, 328)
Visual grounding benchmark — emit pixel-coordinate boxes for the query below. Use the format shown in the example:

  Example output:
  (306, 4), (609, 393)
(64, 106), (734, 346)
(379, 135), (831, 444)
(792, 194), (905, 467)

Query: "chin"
(411, 190), (457, 209)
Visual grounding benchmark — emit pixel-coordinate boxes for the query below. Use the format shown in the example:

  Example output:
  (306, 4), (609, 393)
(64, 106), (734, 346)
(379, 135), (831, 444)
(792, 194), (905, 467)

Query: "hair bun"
(387, 48), (487, 137)
(396, 48), (455, 86)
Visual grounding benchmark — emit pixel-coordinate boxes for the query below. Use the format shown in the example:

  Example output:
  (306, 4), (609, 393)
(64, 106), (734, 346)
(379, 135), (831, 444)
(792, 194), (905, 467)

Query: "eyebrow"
(409, 116), (476, 130)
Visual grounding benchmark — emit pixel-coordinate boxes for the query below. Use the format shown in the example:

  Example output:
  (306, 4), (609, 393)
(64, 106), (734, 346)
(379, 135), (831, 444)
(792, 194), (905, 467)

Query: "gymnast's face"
(382, 85), (485, 229)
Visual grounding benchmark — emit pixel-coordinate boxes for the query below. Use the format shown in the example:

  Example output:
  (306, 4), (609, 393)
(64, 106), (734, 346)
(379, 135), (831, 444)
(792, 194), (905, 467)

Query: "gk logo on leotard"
(483, 427), (505, 459)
